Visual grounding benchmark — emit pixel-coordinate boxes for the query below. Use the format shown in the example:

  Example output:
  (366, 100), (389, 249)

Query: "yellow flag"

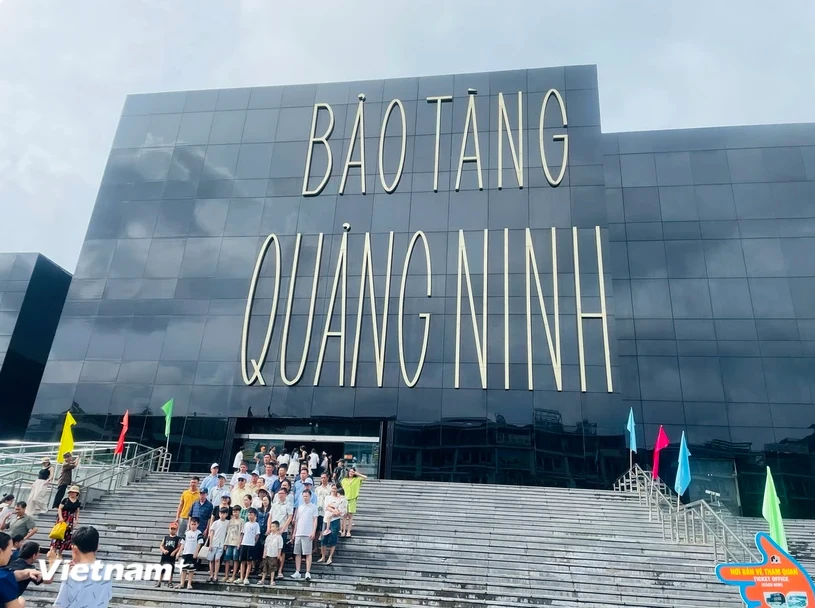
(56, 412), (76, 463)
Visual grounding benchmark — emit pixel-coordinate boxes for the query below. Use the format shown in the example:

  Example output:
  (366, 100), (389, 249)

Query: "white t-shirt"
(323, 494), (346, 522)
(290, 453), (300, 470)
(233, 450), (243, 469)
(315, 484), (331, 514)
(181, 529), (204, 556)
(271, 499), (293, 530)
(264, 533), (284, 558)
(260, 473), (276, 486)
(241, 521), (261, 546)
(278, 454), (290, 466)
(0, 504), (12, 527)
(209, 518), (229, 548)
(294, 502), (318, 537)
(308, 453), (319, 469)
(54, 568), (113, 608)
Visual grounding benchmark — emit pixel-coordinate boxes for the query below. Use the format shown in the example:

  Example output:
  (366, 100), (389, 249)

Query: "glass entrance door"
(233, 433), (381, 479)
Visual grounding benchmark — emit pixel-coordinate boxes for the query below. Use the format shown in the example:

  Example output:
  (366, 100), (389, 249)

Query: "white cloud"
(0, 0), (814, 270)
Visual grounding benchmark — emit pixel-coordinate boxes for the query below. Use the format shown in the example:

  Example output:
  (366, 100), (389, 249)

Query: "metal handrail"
(73, 446), (172, 505)
(0, 445), (172, 508)
(678, 499), (758, 563)
(613, 464), (758, 563)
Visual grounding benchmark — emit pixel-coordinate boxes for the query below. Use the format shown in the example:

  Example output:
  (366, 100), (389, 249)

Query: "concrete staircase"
(20, 472), (746, 607)
(740, 516), (815, 571)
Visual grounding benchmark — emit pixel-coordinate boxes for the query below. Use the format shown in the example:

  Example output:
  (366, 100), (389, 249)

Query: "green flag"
(161, 398), (174, 438)
(762, 466), (788, 551)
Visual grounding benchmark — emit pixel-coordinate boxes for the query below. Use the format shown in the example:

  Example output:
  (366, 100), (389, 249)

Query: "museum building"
(19, 65), (815, 518)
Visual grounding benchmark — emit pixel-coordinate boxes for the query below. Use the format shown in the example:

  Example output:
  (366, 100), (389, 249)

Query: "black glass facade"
(25, 65), (815, 517)
(0, 253), (71, 439)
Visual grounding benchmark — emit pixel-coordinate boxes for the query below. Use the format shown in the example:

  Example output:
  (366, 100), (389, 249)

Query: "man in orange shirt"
(175, 477), (200, 538)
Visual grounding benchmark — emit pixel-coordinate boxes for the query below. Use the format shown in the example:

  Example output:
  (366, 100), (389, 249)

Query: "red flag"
(114, 411), (129, 455)
(652, 425), (670, 479)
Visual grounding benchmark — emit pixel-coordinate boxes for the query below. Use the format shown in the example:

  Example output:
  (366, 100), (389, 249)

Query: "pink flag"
(114, 410), (129, 455)
(652, 425), (670, 480)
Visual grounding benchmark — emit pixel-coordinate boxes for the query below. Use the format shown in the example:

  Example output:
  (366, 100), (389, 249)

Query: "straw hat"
(68, 485), (80, 494)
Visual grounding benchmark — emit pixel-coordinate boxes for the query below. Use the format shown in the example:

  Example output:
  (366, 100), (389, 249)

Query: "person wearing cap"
(157, 521), (182, 587)
(230, 475), (252, 509)
(26, 458), (53, 515)
(208, 474), (230, 506)
(190, 489), (214, 536)
(50, 485), (81, 557)
(51, 452), (79, 509)
(230, 462), (249, 488)
(200, 463), (220, 493)
(253, 478), (270, 508)
(247, 471), (260, 494)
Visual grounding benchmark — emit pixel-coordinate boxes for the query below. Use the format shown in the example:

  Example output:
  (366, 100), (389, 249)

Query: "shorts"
(239, 544), (258, 562)
(223, 546), (239, 562)
(207, 546), (224, 561)
(294, 536), (313, 555)
(160, 555), (176, 567)
(282, 532), (292, 555)
(262, 556), (279, 575)
(180, 555), (198, 570)
(321, 518), (340, 548)
(347, 498), (358, 514)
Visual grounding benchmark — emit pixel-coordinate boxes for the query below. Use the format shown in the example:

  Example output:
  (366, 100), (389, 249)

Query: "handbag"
(49, 521), (68, 541)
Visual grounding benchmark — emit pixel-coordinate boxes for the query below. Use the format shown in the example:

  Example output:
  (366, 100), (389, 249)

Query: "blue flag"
(675, 431), (692, 496)
(626, 407), (637, 453)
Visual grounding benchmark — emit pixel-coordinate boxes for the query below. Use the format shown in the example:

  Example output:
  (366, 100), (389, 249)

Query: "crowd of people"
(0, 451), (84, 564)
(167, 445), (367, 588)
(0, 444), (367, 605)
(0, 450), (100, 606)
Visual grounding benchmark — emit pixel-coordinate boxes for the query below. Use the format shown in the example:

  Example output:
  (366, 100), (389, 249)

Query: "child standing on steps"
(259, 521), (283, 586)
(177, 517), (204, 590)
(206, 507), (229, 583)
(156, 522), (182, 587)
(224, 505), (243, 583)
(238, 508), (261, 585)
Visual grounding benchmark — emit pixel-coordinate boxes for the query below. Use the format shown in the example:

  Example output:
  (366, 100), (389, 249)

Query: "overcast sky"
(1, 0), (814, 271)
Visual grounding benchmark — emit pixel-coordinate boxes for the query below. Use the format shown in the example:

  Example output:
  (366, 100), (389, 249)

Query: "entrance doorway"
(233, 433), (381, 479)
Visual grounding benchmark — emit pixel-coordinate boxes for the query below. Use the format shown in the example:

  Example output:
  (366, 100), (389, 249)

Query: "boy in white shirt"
(238, 508), (261, 585)
(177, 517), (204, 590)
(259, 521), (283, 586)
(206, 507), (229, 583)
